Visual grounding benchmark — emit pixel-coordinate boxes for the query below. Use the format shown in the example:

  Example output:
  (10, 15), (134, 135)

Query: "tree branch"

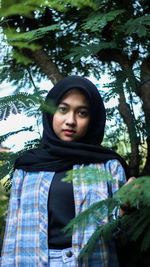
(31, 49), (63, 85)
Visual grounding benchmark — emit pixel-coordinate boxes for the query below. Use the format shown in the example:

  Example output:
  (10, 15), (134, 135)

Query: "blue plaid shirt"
(0, 159), (126, 267)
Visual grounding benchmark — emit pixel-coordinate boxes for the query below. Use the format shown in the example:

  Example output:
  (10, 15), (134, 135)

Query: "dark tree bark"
(139, 59), (150, 175)
(118, 91), (140, 176)
(31, 49), (63, 85)
(97, 49), (140, 176)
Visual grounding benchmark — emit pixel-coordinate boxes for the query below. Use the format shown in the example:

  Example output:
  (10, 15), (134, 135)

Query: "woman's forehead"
(58, 88), (90, 104)
(61, 87), (88, 97)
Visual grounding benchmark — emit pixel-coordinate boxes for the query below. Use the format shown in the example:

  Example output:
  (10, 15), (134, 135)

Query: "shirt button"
(66, 250), (73, 257)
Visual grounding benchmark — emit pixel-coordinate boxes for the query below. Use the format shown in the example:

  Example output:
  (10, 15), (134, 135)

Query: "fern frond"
(0, 90), (55, 120)
(0, 3), (38, 18)
(141, 226), (150, 251)
(0, 150), (21, 182)
(62, 166), (116, 185)
(64, 174), (150, 258)
(78, 218), (121, 259)
(0, 93), (40, 120)
(23, 138), (41, 150)
(63, 198), (118, 235)
(78, 226), (103, 259)
(115, 177), (150, 207)
(8, 25), (60, 44)
(82, 10), (125, 32)
(0, 127), (33, 143)
(128, 209), (150, 241)
(0, 137), (40, 182)
(64, 41), (117, 63)
(102, 217), (121, 243)
(0, 162), (14, 182)
(124, 14), (150, 37)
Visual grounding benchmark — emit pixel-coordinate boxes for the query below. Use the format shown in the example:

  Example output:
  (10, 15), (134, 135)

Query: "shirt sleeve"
(0, 169), (25, 266)
(104, 159), (127, 219)
(105, 159), (127, 196)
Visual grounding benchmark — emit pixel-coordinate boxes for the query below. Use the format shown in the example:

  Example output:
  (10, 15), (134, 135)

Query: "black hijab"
(15, 76), (130, 178)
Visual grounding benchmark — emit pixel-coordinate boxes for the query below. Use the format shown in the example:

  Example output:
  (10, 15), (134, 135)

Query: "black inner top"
(48, 170), (75, 249)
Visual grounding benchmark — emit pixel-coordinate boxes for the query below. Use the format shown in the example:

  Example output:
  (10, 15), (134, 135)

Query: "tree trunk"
(31, 49), (63, 85)
(97, 49), (140, 176)
(137, 59), (150, 175)
(118, 90), (140, 176)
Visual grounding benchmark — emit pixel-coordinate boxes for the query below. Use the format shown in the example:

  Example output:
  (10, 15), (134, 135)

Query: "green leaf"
(0, 127), (33, 143)
(82, 10), (125, 32)
(0, 3), (37, 18)
(138, 24), (147, 38)
(78, 227), (103, 259)
(65, 41), (117, 62)
(62, 166), (116, 185)
(12, 50), (33, 65)
(114, 177), (150, 207)
(130, 209), (150, 242)
(7, 25), (61, 43)
(124, 15), (150, 37)
(0, 93), (40, 120)
(141, 226), (150, 251)
(63, 198), (118, 237)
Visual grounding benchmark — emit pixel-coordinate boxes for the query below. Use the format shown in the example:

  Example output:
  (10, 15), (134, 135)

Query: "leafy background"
(0, 0), (150, 265)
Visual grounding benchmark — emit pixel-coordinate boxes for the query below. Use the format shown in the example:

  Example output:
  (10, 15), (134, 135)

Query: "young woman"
(1, 76), (131, 267)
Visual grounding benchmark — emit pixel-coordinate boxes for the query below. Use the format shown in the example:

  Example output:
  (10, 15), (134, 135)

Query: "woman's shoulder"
(90, 159), (123, 169)
(92, 159), (126, 179)
(12, 170), (54, 189)
(105, 159), (124, 168)
(14, 169), (53, 174)
(14, 169), (56, 182)
(74, 159), (123, 170)
(13, 168), (27, 179)
(12, 170), (50, 184)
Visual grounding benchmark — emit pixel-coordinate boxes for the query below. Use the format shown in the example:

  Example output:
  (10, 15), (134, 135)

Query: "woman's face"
(52, 89), (90, 141)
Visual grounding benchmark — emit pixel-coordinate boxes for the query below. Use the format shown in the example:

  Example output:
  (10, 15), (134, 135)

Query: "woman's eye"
(57, 106), (67, 113)
(78, 110), (89, 117)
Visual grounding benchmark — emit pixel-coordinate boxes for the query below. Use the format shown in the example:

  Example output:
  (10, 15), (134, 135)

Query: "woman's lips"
(63, 129), (76, 136)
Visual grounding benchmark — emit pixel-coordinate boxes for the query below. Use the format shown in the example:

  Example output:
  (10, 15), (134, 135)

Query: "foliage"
(8, 24), (61, 43)
(0, 140), (40, 186)
(62, 166), (115, 184)
(65, 4), (150, 59)
(123, 14), (150, 37)
(103, 125), (131, 162)
(0, 93), (41, 120)
(0, 88), (57, 183)
(0, 1), (150, 263)
(82, 10), (125, 32)
(0, 0), (150, 176)
(63, 168), (150, 258)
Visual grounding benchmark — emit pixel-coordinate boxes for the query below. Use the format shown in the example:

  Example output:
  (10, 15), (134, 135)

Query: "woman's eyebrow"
(59, 102), (69, 106)
(59, 102), (89, 109)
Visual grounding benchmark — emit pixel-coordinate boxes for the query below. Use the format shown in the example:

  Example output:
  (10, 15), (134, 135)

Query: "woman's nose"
(65, 112), (76, 125)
